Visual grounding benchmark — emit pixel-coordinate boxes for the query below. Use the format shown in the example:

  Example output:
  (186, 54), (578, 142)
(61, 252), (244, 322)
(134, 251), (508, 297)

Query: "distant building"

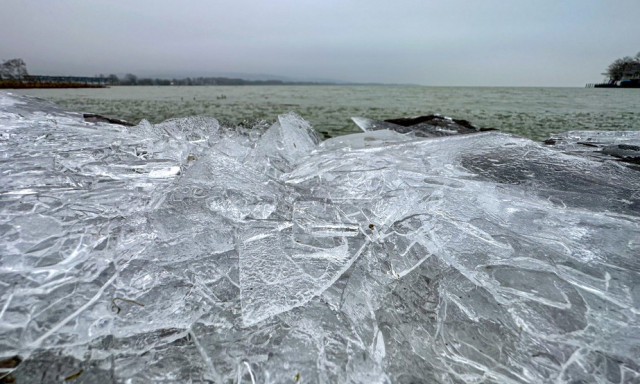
(622, 62), (640, 80)
(587, 54), (640, 88)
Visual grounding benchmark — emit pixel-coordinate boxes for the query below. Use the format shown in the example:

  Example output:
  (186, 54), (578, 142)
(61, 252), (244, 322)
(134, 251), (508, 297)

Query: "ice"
(319, 129), (413, 150)
(1, 91), (640, 383)
(545, 130), (640, 167)
(251, 112), (321, 175)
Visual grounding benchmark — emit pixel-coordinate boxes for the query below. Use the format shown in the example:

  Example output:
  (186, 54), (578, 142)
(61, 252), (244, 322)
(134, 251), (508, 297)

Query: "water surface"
(13, 86), (640, 141)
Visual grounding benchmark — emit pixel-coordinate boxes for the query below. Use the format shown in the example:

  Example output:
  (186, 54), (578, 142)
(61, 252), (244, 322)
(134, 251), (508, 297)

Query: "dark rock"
(603, 144), (640, 163)
(577, 142), (600, 148)
(83, 113), (135, 126)
(385, 115), (477, 130)
(352, 115), (492, 138)
(0, 356), (22, 369)
(384, 114), (481, 137)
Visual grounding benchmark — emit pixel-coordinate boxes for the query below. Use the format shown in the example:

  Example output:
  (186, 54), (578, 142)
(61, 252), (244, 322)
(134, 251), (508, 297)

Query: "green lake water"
(12, 85), (640, 141)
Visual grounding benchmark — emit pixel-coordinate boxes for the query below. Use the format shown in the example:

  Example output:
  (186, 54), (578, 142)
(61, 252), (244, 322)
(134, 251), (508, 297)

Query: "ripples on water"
(13, 85), (640, 141)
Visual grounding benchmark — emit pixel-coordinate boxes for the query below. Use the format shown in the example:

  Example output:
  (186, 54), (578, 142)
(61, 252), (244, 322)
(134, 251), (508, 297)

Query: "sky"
(1, 0), (639, 87)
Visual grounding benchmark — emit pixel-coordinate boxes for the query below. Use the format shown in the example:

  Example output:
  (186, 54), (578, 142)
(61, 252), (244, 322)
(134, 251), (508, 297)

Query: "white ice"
(1, 92), (639, 383)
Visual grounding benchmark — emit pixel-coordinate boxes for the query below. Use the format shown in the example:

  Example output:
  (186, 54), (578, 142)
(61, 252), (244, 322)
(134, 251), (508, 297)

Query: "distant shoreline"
(0, 80), (417, 89)
(0, 80), (105, 89)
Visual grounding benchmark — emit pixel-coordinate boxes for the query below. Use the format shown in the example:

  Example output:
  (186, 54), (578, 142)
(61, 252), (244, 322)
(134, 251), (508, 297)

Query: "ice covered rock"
(544, 130), (640, 168)
(603, 143), (640, 162)
(1, 92), (639, 383)
(83, 113), (135, 126)
(352, 114), (485, 137)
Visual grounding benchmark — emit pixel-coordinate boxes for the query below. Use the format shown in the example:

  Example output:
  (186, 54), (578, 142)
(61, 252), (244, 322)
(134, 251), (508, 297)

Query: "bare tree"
(0, 58), (29, 80)
(122, 73), (138, 85)
(606, 56), (638, 82)
(107, 74), (119, 85)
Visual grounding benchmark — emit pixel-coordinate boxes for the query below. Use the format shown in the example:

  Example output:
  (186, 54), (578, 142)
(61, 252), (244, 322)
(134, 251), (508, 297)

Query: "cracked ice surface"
(1, 92), (640, 383)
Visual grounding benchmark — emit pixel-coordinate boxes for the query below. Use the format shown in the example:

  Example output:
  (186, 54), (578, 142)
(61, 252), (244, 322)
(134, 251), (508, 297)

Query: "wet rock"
(83, 113), (135, 126)
(603, 144), (640, 163)
(352, 114), (494, 138)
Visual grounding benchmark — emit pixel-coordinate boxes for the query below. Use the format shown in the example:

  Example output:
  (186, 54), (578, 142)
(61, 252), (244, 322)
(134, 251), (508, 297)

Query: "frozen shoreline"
(1, 92), (639, 383)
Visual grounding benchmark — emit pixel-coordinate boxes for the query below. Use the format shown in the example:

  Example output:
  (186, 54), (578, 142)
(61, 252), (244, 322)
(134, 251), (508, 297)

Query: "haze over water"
(13, 86), (640, 141)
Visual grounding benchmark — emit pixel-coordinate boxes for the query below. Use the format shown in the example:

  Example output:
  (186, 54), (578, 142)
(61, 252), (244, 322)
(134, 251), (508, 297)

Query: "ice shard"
(1, 92), (639, 383)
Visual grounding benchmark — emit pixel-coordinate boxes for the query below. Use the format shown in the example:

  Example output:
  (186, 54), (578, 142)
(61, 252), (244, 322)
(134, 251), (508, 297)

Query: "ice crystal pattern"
(1, 92), (639, 383)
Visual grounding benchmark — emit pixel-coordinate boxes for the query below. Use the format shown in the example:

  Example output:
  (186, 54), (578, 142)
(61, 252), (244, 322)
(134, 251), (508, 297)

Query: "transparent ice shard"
(251, 112), (320, 175)
(239, 200), (365, 326)
(319, 129), (412, 150)
(351, 116), (399, 132)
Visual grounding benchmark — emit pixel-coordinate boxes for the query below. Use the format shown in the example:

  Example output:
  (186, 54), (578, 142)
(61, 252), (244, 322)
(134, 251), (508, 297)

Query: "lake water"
(12, 85), (640, 141)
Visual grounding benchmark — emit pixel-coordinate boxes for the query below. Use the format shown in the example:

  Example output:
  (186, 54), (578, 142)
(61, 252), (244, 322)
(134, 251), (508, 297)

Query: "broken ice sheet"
(285, 131), (640, 382)
(239, 200), (366, 326)
(3, 92), (640, 383)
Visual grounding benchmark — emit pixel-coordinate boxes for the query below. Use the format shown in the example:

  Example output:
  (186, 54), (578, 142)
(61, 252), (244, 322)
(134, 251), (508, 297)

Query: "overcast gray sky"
(1, 0), (639, 86)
